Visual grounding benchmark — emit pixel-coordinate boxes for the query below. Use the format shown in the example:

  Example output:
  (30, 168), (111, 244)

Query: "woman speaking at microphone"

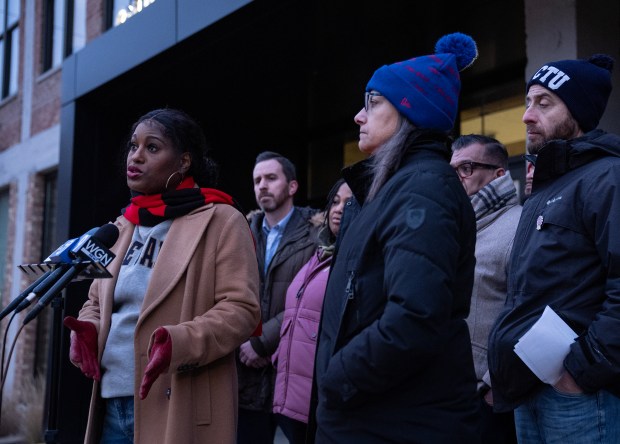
(63, 108), (261, 444)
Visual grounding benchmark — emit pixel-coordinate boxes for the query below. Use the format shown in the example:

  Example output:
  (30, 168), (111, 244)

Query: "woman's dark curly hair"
(123, 108), (219, 187)
(321, 178), (347, 242)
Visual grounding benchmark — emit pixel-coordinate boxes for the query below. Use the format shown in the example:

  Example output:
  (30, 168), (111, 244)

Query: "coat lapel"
(137, 205), (215, 326)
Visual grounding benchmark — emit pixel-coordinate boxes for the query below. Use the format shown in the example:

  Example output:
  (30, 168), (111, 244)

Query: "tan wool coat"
(77, 203), (261, 444)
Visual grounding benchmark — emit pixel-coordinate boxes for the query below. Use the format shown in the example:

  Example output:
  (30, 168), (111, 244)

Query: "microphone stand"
(43, 294), (64, 444)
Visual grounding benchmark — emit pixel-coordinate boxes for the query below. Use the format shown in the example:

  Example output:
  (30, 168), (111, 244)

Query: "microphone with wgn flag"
(23, 223), (119, 325)
(45, 226), (99, 264)
(0, 227), (99, 321)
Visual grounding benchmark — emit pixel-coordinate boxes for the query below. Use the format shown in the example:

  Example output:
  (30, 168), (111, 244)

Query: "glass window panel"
(1, 2), (5, 33)
(0, 189), (9, 294)
(72, 0), (86, 53)
(0, 39), (4, 97)
(41, 172), (58, 262)
(9, 27), (18, 95)
(460, 95), (526, 157)
(52, 0), (65, 67)
(7, 0), (19, 27)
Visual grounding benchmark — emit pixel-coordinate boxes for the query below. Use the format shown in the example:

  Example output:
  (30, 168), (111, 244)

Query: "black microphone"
(13, 264), (72, 314)
(0, 269), (53, 321)
(0, 227), (98, 321)
(23, 224), (119, 325)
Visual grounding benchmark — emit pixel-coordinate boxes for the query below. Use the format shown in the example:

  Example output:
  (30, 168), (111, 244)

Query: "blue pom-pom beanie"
(366, 32), (478, 132)
(526, 54), (614, 132)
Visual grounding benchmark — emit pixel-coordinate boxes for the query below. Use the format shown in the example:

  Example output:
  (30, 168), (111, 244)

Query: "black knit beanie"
(526, 54), (614, 132)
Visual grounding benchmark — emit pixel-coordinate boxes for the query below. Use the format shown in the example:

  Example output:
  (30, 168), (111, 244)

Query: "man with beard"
(237, 151), (318, 444)
(488, 54), (620, 443)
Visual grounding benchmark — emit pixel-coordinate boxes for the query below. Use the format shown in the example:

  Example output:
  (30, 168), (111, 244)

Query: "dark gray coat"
(237, 206), (318, 411)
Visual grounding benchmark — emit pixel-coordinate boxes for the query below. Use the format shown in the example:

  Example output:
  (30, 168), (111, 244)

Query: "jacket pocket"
(297, 316), (320, 343)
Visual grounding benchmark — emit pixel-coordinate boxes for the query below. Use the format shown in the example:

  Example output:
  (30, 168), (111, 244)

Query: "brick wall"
(12, 173), (47, 384)
(1, 0), (108, 410)
(1, 183), (17, 315)
(0, 98), (22, 151)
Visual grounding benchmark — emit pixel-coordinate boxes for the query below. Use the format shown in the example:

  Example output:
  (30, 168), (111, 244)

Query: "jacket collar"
(342, 129), (451, 205)
(535, 129), (620, 182)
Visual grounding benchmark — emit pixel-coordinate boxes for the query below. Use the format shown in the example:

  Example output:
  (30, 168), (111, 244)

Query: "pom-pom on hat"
(366, 32), (478, 132)
(526, 54), (614, 132)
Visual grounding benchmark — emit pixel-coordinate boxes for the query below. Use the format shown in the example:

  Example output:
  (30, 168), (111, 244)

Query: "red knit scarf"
(122, 176), (234, 226)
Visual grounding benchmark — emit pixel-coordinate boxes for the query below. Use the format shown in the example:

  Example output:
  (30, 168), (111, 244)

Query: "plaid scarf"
(470, 171), (518, 220)
(122, 176), (234, 226)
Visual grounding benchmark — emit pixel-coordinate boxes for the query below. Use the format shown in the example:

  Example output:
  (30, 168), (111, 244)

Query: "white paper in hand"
(514, 305), (578, 385)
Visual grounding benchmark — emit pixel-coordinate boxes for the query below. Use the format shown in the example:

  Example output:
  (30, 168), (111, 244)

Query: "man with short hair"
(489, 54), (620, 443)
(523, 154), (536, 198)
(237, 151), (318, 444)
(451, 134), (521, 444)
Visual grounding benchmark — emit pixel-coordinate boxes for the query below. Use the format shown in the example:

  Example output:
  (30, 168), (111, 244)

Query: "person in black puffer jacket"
(488, 54), (620, 443)
(310, 33), (481, 444)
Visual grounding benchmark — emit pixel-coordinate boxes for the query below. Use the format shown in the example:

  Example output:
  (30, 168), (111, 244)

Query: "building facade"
(0, 0), (618, 442)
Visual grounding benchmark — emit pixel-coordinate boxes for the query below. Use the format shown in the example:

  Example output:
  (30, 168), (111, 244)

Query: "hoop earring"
(165, 171), (184, 190)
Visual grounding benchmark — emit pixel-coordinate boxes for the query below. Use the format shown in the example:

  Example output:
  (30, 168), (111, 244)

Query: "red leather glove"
(63, 316), (100, 381)
(139, 327), (172, 400)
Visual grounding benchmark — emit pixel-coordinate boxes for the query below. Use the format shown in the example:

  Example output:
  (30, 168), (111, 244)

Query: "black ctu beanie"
(526, 54), (614, 132)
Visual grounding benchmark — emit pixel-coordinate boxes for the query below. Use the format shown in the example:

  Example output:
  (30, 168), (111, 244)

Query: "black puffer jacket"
(314, 131), (480, 443)
(488, 130), (620, 411)
(237, 207), (318, 411)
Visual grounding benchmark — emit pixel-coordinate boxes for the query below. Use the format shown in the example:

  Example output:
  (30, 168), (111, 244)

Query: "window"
(33, 171), (57, 376)
(0, 187), (8, 296)
(40, 171), (58, 261)
(0, 0), (20, 99)
(460, 95), (529, 201)
(460, 95), (525, 158)
(42, 0), (86, 72)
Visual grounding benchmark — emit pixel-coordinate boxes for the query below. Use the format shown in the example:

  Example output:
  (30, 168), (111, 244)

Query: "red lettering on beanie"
(446, 64), (459, 79)
(401, 97), (412, 108)
(414, 83), (427, 95)
(429, 54), (443, 64)
(414, 84), (427, 95)
(435, 86), (454, 105)
(405, 65), (430, 82)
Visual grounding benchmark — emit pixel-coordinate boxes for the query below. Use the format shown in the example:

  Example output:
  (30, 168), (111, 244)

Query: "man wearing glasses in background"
(523, 154), (536, 198)
(451, 134), (521, 444)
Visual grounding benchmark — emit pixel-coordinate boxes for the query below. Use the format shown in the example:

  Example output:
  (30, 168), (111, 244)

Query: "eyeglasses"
(364, 91), (382, 111)
(523, 154), (537, 166)
(454, 161), (501, 178)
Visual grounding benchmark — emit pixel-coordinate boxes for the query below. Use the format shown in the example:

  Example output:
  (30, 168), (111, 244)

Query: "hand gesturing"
(63, 316), (100, 381)
(139, 327), (172, 399)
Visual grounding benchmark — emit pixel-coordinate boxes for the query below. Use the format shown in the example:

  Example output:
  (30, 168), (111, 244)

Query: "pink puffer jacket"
(272, 251), (331, 423)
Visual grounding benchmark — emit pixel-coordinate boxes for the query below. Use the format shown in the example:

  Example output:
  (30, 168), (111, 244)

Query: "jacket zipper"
(330, 269), (357, 355)
(345, 270), (356, 300)
(281, 257), (330, 406)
